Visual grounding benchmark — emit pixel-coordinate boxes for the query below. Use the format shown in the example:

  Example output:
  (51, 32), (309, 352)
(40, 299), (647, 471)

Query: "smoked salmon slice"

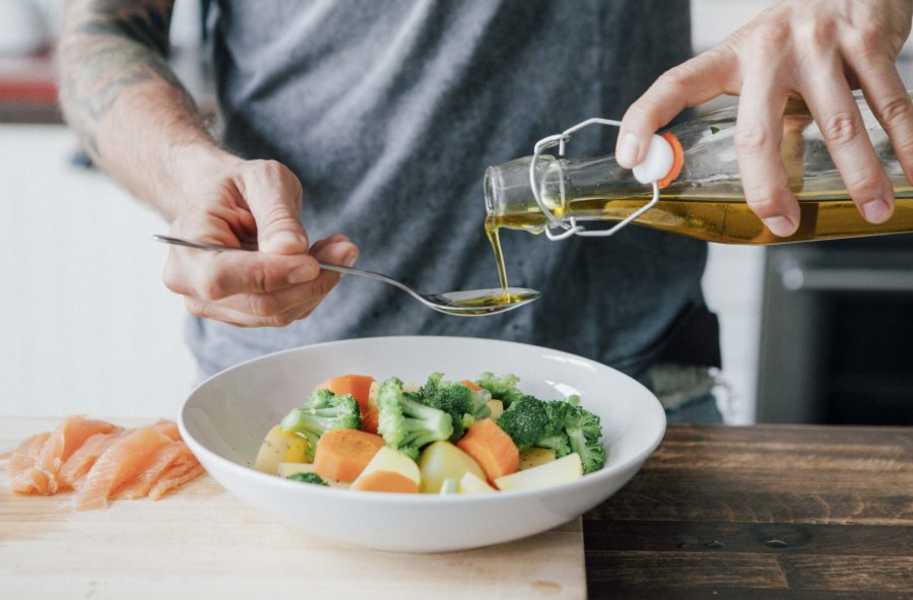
(33, 416), (120, 493)
(115, 440), (195, 500)
(151, 420), (181, 442)
(58, 431), (123, 491)
(8, 432), (52, 494)
(149, 462), (206, 500)
(74, 427), (172, 511)
(8, 417), (205, 509)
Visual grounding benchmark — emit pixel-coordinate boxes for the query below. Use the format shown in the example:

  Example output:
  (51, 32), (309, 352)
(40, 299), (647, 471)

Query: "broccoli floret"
(418, 373), (490, 441)
(536, 433), (572, 458)
(496, 395), (574, 456)
(496, 395), (551, 449)
(461, 386), (492, 432)
(377, 377), (453, 459)
(477, 372), (526, 407)
(477, 375), (607, 473)
(470, 388), (492, 416)
(287, 472), (328, 486)
(280, 388), (361, 458)
(544, 398), (572, 426)
(562, 404), (606, 474)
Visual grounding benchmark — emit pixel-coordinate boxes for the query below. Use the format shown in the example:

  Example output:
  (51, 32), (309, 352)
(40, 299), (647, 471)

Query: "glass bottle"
(484, 91), (913, 245)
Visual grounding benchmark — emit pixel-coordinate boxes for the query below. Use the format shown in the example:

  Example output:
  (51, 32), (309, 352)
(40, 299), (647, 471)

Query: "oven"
(756, 235), (913, 425)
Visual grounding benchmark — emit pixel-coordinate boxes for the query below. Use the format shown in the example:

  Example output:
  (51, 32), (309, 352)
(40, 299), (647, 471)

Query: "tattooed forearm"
(59, 0), (202, 160)
(78, 0), (174, 56)
(58, 0), (230, 219)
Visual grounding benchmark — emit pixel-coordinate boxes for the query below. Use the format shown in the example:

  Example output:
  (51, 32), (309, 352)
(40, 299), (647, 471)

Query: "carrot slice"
(313, 429), (384, 482)
(351, 470), (419, 493)
(461, 380), (483, 392)
(319, 374), (377, 433)
(457, 419), (519, 481)
(362, 386), (380, 434)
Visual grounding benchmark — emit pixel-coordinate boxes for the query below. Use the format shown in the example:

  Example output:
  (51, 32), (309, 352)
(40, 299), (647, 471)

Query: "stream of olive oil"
(485, 224), (510, 291)
(485, 191), (913, 293)
(438, 223), (533, 312)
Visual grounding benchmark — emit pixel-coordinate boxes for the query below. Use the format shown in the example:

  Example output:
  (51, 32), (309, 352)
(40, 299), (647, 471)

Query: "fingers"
(184, 297), (281, 328)
(844, 52), (913, 185)
(184, 295), (325, 328)
(273, 233), (357, 313)
(171, 234), (357, 327)
(798, 59), (894, 223)
(164, 245), (321, 300)
(309, 233), (356, 259)
(213, 235), (358, 318)
(238, 160), (310, 254)
(616, 47), (738, 168)
(735, 75), (799, 237)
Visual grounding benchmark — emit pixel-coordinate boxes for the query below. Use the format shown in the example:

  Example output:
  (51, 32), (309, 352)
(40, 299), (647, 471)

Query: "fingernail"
(617, 133), (640, 167)
(763, 216), (796, 237)
(862, 198), (892, 224)
(343, 249), (359, 267)
(288, 262), (317, 284)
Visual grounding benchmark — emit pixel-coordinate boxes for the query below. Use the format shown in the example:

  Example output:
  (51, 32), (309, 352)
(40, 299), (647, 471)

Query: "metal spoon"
(153, 234), (540, 317)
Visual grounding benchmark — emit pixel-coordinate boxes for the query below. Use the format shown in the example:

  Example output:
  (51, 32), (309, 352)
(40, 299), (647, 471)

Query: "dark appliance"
(756, 235), (913, 425)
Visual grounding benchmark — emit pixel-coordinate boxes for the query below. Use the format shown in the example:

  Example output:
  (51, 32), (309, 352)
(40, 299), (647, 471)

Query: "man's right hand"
(162, 156), (358, 327)
(57, 2), (356, 328)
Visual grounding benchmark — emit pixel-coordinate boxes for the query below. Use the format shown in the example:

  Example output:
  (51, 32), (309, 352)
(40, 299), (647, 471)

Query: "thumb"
(240, 160), (309, 254)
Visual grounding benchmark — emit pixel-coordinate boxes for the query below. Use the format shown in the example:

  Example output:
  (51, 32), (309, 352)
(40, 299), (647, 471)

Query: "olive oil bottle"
(483, 92), (913, 290)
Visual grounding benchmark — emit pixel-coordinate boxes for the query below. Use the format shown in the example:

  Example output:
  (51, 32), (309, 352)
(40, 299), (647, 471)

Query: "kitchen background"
(3, 0), (911, 424)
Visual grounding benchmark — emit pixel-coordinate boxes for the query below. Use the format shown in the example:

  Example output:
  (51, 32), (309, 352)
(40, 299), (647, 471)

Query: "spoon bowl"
(153, 235), (540, 317)
(424, 288), (540, 316)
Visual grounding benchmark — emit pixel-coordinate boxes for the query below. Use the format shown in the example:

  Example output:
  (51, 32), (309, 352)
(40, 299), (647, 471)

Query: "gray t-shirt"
(190, 0), (712, 378)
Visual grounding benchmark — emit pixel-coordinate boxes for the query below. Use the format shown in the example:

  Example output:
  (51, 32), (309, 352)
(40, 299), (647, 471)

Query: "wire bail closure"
(529, 118), (660, 241)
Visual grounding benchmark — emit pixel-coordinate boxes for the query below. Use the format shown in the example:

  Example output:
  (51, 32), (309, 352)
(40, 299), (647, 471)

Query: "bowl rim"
(179, 335), (667, 505)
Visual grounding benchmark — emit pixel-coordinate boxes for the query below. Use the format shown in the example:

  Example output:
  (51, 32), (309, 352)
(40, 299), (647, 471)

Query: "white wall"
(1, 125), (196, 418)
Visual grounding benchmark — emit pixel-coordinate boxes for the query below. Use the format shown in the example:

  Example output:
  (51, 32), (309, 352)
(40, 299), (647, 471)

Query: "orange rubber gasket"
(657, 131), (684, 189)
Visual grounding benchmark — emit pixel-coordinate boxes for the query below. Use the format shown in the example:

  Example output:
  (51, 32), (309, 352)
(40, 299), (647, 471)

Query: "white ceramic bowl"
(179, 336), (666, 552)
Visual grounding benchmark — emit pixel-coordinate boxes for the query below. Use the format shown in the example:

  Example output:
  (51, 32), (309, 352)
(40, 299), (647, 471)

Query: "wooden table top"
(583, 424), (913, 599)
(6, 420), (912, 598)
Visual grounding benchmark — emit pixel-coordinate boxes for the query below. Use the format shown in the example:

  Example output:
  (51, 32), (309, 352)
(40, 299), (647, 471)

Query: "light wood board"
(0, 417), (586, 599)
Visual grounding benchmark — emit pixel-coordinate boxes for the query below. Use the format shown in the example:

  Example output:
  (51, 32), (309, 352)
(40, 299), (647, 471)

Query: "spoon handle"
(153, 234), (539, 317)
(152, 234), (399, 287)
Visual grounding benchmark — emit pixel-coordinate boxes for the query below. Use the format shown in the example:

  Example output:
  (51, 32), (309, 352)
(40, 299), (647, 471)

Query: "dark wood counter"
(584, 425), (913, 598)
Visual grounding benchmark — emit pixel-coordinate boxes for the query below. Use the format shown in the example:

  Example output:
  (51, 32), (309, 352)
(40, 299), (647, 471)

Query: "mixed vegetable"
(254, 373), (607, 494)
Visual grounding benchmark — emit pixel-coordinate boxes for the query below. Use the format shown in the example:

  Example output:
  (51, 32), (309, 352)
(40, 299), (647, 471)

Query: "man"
(59, 1), (913, 422)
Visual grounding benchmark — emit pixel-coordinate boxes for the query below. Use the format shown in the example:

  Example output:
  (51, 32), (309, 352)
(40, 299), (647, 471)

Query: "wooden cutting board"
(0, 417), (586, 599)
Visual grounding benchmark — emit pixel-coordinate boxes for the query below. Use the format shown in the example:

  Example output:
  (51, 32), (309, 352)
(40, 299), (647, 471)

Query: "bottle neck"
(484, 154), (649, 232)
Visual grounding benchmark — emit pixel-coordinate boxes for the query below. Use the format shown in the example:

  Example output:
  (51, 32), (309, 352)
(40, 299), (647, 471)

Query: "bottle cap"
(632, 134), (674, 184)
(632, 132), (684, 188)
